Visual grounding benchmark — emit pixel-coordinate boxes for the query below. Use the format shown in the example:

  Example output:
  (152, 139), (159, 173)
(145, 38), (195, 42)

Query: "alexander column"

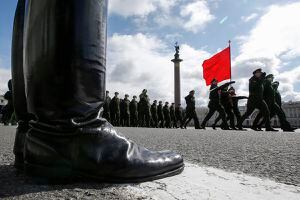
(171, 42), (183, 106)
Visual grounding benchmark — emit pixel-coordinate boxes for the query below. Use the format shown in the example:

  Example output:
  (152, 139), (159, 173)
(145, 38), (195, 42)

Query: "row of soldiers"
(199, 68), (296, 132)
(102, 89), (186, 128)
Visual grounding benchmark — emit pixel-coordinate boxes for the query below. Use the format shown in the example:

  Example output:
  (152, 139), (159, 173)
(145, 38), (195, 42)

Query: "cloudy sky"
(1, 0), (300, 106)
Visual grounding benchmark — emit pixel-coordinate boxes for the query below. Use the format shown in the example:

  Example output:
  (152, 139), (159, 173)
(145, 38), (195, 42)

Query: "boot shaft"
(23, 0), (108, 123)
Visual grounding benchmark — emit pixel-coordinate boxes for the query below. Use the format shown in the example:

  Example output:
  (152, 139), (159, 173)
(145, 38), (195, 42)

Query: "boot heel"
(24, 162), (74, 184)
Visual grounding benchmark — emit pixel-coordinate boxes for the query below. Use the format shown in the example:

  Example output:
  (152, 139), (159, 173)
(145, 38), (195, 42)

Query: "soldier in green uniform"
(139, 89), (151, 127)
(212, 86), (247, 130)
(130, 95), (138, 127)
(175, 104), (184, 129)
(229, 87), (248, 125)
(181, 90), (200, 129)
(211, 85), (236, 130)
(1, 80), (14, 125)
(110, 92), (120, 126)
(151, 100), (158, 128)
(200, 79), (232, 130)
(237, 69), (276, 131)
(120, 97), (125, 126)
(122, 94), (131, 127)
(102, 91), (111, 122)
(170, 103), (177, 128)
(163, 102), (171, 128)
(157, 101), (165, 128)
(252, 75), (295, 132)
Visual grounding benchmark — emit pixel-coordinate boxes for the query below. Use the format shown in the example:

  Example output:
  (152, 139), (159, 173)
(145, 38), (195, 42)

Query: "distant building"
(195, 101), (300, 128)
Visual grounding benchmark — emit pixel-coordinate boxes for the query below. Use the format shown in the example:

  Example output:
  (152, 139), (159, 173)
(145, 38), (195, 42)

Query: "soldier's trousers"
(233, 107), (242, 123)
(130, 113), (138, 127)
(102, 111), (110, 122)
(151, 115), (158, 128)
(175, 117), (183, 128)
(111, 112), (120, 126)
(164, 117), (171, 128)
(158, 116), (164, 128)
(182, 110), (200, 129)
(201, 101), (227, 128)
(139, 109), (151, 127)
(237, 98), (271, 129)
(123, 113), (130, 127)
(213, 105), (235, 128)
(254, 102), (291, 129)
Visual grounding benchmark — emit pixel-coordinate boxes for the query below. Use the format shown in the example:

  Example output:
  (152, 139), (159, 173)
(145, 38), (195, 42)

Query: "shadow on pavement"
(0, 164), (133, 199)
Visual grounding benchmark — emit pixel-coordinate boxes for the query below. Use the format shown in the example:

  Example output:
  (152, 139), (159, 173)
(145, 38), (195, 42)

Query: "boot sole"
(24, 162), (185, 184)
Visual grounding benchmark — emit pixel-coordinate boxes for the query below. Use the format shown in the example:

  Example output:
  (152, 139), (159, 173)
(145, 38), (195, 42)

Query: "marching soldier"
(200, 79), (232, 130)
(237, 69), (276, 131)
(1, 80), (14, 125)
(110, 92), (120, 126)
(151, 100), (158, 128)
(170, 103), (177, 128)
(229, 87), (248, 124)
(252, 75), (295, 132)
(103, 91), (111, 122)
(120, 97), (125, 126)
(181, 90), (200, 129)
(163, 102), (171, 128)
(139, 89), (151, 127)
(175, 104), (184, 129)
(157, 101), (165, 128)
(122, 94), (131, 127)
(130, 95), (138, 127)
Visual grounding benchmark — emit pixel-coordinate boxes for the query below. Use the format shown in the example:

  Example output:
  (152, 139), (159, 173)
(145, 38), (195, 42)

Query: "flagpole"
(228, 40), (232, 82)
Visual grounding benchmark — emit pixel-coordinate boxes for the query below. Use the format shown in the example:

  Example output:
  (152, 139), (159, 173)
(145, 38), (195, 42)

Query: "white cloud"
(109, 0), (178, 18)
(107, 33), (211, 106)
(0, 68), (11, 95)
(180, 0), (215, 33)
(109, 0), (215, 34)
(233, 2), (300, 102)
(109, 0), (156, 17)
(241, 13), (258, 22)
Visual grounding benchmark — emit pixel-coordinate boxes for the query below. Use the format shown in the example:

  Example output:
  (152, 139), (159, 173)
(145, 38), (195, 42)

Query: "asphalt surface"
(0, 126), (299, 199)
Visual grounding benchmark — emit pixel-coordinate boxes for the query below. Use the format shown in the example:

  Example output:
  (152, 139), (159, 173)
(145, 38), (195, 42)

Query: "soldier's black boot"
(11, 0), (33, 171)
(22, 0), (183, 183)
(212, 123), (216, 130)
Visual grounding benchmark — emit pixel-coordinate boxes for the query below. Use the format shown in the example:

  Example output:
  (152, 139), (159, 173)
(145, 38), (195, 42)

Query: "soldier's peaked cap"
(253, 68), (262, 75)
(115, 92), (119, 95)
(211, 78), (218, 83)
(266, 74), (274, 79)
(272, 81), (279, 85)
(189, 90), (195, 93)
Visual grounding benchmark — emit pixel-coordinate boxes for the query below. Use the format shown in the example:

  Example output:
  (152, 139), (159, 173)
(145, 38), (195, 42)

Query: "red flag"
(202, 46), (231, 86)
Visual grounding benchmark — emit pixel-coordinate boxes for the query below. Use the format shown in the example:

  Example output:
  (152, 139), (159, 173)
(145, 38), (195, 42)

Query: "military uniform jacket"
(163, 105), (170, 120)
(157, 105), (164, 119)
(123, 99), (130, 114)
(130, 100), (138, 115)
(103, 96), (111, 112)
(139, 94), (150, 109)
(110, 97), (120, 113)
(170, 106), (176, 120)
(175, 107), (183, 119)
(249, 76), (265, 100)
(263, 80), (276, 104)
(185, 95), (196, 112)
(151, 104), (158, 117)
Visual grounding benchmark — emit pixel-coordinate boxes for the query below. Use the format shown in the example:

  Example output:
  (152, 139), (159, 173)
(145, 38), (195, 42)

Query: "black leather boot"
(11, 0), (33, 170)
(22, 0), (184, 183)
(24, 114), (183, 183)
(13, 121), (30, 170)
